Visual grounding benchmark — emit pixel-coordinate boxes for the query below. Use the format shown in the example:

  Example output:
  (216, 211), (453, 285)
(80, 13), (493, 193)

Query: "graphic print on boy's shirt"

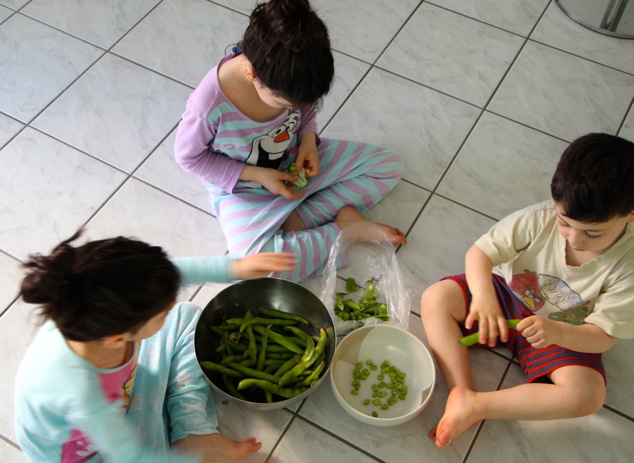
(510, 270), (590, 325)
(60, 342), (140, 463)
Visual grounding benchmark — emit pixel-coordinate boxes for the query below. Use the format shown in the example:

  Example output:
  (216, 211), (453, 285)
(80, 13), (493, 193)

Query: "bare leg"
(334, 206), (407, 245)
(421, 281), (605, 447)
(433, 366), (605, 448)
(420, 280), (474, 391)
(280, 210), (307, 233)
(173, 433), (263, 461)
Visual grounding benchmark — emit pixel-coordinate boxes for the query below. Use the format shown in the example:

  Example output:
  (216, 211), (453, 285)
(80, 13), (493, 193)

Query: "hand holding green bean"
(459, 319), (521, 346)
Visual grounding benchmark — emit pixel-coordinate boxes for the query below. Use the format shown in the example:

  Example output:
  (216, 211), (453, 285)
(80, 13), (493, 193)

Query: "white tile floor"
(1, 0), (633, 462)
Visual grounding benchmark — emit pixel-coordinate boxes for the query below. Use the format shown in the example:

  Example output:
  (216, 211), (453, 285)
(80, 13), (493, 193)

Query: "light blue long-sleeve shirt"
(14, 256), (234, 462)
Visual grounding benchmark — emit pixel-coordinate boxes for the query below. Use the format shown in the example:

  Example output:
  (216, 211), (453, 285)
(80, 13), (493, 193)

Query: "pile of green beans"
(200, 307), (328, 403)
(351, 359), (408, 418)
(334, 278), (389, 322)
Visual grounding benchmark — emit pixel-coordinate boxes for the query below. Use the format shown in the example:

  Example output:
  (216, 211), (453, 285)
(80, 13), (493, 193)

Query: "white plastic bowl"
(330, 324), (435, 426)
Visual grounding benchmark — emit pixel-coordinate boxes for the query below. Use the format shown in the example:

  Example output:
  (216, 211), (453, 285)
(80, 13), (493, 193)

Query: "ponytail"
(20, 229), (180, 341)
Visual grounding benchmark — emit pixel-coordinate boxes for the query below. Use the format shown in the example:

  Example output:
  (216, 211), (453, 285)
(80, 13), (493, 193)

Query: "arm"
(517, 316), (617, 353)
(174, 75), (245, 193)
(464, 244), (511, 346)
(172, 254), (296, 286)
(71, 391), (199, 463)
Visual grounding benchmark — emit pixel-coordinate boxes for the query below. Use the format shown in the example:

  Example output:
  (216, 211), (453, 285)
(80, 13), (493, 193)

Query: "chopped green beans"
(200, 306), (329, 403)
(350, 359), (408, 418)
(334, 278), (389, 322)
(459, 319), (521, 347)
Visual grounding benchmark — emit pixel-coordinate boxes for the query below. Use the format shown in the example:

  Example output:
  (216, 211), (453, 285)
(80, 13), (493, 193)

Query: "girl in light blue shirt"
(15, 230), (294, 462)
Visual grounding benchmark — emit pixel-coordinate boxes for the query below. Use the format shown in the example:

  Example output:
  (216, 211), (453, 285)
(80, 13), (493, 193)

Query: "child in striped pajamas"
(420, 133), (634, 448)
(174, 0), (406, 282)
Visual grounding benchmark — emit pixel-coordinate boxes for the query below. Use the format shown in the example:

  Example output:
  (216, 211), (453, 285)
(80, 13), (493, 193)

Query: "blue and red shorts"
(443, 274), (606, 385)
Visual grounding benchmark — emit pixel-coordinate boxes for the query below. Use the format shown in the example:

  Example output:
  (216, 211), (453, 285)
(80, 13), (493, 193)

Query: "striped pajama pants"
(443, 273), (606, 384)
(206, 138), (403, 282)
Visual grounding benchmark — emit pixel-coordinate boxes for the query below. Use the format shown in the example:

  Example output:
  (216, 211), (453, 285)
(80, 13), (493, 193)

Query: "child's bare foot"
(335, 206), (407, 246)
(429, 386), (482, 448)
(173, 433), (262, 461)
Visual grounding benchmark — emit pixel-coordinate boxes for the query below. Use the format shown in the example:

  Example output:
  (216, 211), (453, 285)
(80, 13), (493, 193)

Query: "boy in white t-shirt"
(420, 133), (634, 448)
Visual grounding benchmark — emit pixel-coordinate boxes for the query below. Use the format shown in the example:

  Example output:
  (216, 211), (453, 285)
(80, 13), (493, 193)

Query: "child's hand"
(516, 315), (561, 349)
(296, 132), (320, 177)
(296, 145), (320, 178)
(258, 168), (305, 200)
(465, 296), (509, 347)
(231, 252), (296, 279)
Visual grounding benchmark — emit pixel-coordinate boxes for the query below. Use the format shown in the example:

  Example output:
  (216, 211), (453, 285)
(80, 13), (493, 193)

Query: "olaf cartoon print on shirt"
(510, 270), (590, 325)
(245, 111), (300, 169)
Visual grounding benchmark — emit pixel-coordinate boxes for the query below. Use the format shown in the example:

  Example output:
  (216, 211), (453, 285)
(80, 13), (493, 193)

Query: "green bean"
(263, 359), (286, 368)
(274, 354), (301, 377)
(265, 352), (295, 360)
(222, 373), (245, 400)
(257, 325), (270, 371)
(245, 326), (257, 363)
(279, 328), (327, 387)
(258, 307), (309, 325)
(459, 319), (521, 346)
(298, 361), (326, 387)
(240, 317), (297, 332)
(237, 378), (307, 399)
(199, 361), (242, 378)
(302, 336), (315, 362)
(219, 354), (244, 365)
(238, 310), (253, 337)
(226, 362), (279, 383)
(252, 325), (303, 354)
(261, 344), (294, 353)
(208, 325), (226, 336)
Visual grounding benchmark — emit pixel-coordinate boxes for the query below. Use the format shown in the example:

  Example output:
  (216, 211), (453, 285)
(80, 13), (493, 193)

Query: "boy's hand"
(465, 295), (509, 347)
(516, 316), (561, 349)
(231, 252), (296, 280)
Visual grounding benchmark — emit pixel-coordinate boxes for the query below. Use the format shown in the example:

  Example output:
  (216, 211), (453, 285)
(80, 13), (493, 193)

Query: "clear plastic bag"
(319, 222), (410, 338)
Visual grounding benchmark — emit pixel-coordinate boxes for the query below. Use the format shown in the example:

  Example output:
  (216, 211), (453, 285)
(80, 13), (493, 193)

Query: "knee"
(420, 281), (455, 321)
(556, 374), (606, 417)
(575, 386), (605, 416)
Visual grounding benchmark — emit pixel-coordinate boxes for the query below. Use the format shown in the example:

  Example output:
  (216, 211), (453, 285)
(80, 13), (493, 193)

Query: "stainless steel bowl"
(194, 277), (336, 410)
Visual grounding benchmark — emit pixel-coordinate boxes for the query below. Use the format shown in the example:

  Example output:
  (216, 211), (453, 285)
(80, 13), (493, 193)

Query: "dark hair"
(550, 133), (634, 222)
(19, 229), (180, 342)
(241, 0), (334, 107)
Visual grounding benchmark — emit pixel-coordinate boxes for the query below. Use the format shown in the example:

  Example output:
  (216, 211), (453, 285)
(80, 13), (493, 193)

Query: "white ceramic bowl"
(330, 324), (435, 426)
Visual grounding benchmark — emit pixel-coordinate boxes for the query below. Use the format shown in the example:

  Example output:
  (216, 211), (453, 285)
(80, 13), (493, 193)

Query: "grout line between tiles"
(602, 403), (634, 423)
(616, 99), (634, 135)
(290, 414), (386, 462)
(262, 408), (298, 463)
(0, 433), (20, 451)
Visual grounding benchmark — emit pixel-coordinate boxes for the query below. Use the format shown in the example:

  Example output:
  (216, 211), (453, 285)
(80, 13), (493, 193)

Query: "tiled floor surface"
(1, 0), (634, 462)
